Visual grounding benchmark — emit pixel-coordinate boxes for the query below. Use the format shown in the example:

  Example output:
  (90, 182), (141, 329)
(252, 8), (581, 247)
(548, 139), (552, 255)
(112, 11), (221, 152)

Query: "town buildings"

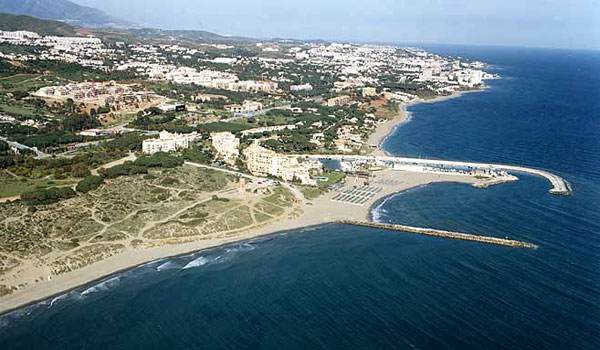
(290, 83), (314, 92)
(225, 101), (264, 114)
(211, 132), (240, 165)
(142, 131), (200, 154)
(243, 142), (323, 186)
(362, 87), (377, 97)
(325, 95), (351, 107)
(33, 82), (158, 108)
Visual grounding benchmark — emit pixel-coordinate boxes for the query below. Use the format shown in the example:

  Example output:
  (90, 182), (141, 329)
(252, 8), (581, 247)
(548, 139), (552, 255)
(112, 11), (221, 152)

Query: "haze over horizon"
(71, 0), (600, 50)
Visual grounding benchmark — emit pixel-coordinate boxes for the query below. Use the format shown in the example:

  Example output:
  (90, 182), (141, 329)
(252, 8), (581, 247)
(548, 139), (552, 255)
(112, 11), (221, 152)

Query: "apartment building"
(211, 132), (240, 165)
(243, 143), (322, 186)
(142, 131), (200, 154)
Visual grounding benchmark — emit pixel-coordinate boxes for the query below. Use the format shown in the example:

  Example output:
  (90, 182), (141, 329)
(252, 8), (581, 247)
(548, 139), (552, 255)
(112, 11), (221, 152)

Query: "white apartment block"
(242, 100), (263, 112)
(225, 101), (263, 114)
(211, 132), (240, 165)
(142, 131), (200, 154)
(362, 87), (377, 97)
(325, 95), (351, 107)
(243, 143), (322, 186)
(0, 30), (40, 41)
(290, 83), (313, 91)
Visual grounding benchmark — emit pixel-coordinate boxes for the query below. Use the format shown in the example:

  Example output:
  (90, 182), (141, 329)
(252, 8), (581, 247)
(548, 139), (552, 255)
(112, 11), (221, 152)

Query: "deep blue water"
(1, 46), (599, 349)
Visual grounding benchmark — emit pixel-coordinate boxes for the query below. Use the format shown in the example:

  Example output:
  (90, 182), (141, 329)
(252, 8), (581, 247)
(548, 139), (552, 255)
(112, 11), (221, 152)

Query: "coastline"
(369, 88), (486, 157)
(0, 88), (484, 316)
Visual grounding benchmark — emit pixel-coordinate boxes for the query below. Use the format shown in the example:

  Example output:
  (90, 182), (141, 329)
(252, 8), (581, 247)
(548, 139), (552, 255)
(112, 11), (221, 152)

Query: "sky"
(73, 0), (600, 50)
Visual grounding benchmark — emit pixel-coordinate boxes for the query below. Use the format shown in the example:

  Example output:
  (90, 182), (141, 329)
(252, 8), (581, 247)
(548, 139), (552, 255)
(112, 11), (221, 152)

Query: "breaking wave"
(156, 261), (180, 271)
(80, 276), (120, 297)
(181, 243), (255, 270)
(182, 256), (209, 269)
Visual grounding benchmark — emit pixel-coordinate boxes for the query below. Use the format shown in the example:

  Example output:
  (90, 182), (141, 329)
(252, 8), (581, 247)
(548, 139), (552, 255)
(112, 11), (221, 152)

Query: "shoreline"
(0, 222), (331, 318)
(0, 170), (485, 316)
(0, 88), (485, 316)
(369, 88), (486, 157)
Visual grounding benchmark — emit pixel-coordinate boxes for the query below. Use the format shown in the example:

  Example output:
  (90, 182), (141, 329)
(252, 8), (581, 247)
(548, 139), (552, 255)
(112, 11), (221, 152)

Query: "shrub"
(71, 162), (91, 178)
(161, 177), (179, 185)
(76, 175), (104, 193)
(21, 187), (76, 205)
(102, 164), (148, 179)
(134, 152), (183, 168)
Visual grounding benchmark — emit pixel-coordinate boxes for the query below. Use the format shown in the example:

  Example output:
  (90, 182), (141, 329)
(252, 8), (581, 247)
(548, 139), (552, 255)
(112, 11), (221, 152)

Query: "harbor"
(308, 154), (572, 195)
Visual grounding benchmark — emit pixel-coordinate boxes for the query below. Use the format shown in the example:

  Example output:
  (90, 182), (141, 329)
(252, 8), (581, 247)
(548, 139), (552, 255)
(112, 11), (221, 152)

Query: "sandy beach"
(368, 89), (486, 157)
(0, 89), (487, 316)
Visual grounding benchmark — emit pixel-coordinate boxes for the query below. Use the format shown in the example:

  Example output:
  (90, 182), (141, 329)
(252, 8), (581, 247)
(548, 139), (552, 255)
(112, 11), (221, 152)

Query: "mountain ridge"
(0, 0), (134, 29)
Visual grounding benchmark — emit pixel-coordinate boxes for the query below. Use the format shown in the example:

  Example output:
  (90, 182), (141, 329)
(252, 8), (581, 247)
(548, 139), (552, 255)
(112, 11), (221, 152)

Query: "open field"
(0, 165), (301, 299)
(0, 170), (79, 199)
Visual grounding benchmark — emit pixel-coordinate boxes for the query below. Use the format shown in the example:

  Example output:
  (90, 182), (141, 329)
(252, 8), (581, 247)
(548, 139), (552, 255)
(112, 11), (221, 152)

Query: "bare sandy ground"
(0, 88), (490, 315)
(0, 169), (485, 315)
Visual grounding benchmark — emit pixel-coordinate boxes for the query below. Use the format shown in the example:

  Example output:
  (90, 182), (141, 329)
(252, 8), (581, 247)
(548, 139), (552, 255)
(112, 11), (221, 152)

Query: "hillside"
(0, 0), (134, 29)
(129, 28), (258, 45)
(0, 13), (79, 36)
(0, 12), (256, 46)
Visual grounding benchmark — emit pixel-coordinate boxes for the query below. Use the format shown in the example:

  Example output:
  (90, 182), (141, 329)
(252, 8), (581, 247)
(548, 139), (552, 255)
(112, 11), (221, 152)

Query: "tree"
(21, 187), (76, 205)
(65, 98), (75, 113)
(62, 113), (101, 132)
(71, 162), (91, 178)
(76, 176), (104, 193)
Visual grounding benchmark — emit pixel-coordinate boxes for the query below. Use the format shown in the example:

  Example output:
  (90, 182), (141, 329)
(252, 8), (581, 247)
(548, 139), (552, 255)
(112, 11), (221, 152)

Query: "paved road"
(91, 153), (137, 176)
(0, 136), (51, 159)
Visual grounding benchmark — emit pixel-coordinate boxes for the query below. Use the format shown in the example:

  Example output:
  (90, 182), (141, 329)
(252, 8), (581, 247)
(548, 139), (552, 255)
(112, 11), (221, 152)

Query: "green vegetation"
(197, 122), (253, 133)
(133, 152), (184, 168)
(100, 153), (183, 179)
(101, 163), (148, 179)
(62, 113), (101, 132)
(21, 186), (76, 205)
(300, 170), (346, 200)
(0, 140), (9, 154)
(105, 132), (149, 152)
(0, 172), (78, 198)
(0, 13), (77, 36)
(76, 175), (104, 193)
(181, 145), (215, 164)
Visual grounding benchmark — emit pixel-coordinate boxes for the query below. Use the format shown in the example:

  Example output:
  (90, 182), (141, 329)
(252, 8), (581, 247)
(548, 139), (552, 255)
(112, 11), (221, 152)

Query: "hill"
(0, 0), (134, 29)
(0, 13), (79, 36)
(0, 12), (257, 45)
(129, 28), (258, 45)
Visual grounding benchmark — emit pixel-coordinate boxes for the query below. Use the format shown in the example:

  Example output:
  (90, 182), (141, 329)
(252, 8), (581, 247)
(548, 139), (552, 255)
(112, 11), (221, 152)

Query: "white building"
(242, 100), (263, 113)
(225, 101), (263, 114)
(243, 142), (322, 186)
(142, 130), (200, 154)
(0, 30), (40, 40)
(211, 132), (240, 165)
(290, 83), (313, 92)
(212, 57), (237, 64)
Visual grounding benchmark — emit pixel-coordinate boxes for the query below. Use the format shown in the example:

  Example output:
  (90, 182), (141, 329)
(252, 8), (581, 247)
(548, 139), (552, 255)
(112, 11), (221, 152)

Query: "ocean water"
(1, 46), (599, 349)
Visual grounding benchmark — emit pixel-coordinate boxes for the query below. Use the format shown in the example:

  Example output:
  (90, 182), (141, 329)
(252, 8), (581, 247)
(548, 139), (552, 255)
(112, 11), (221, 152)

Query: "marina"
(309, 154), (572, 195)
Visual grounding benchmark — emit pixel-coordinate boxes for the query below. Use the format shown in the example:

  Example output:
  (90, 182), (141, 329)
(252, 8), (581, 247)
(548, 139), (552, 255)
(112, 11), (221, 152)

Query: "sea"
(1, 46), (599, 349)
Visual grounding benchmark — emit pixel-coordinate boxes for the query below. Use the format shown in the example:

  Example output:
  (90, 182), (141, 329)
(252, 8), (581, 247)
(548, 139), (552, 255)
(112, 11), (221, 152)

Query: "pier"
(337, 220), (538, 249)
(307, 155), (571, 195)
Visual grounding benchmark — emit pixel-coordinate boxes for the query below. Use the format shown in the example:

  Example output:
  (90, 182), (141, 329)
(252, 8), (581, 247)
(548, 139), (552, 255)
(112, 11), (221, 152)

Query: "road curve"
(305, 154), (571, 195)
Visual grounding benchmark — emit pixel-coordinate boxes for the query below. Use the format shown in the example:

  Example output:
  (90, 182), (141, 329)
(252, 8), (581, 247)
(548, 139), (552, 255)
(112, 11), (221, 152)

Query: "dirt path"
(91, 153), (137, 176)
